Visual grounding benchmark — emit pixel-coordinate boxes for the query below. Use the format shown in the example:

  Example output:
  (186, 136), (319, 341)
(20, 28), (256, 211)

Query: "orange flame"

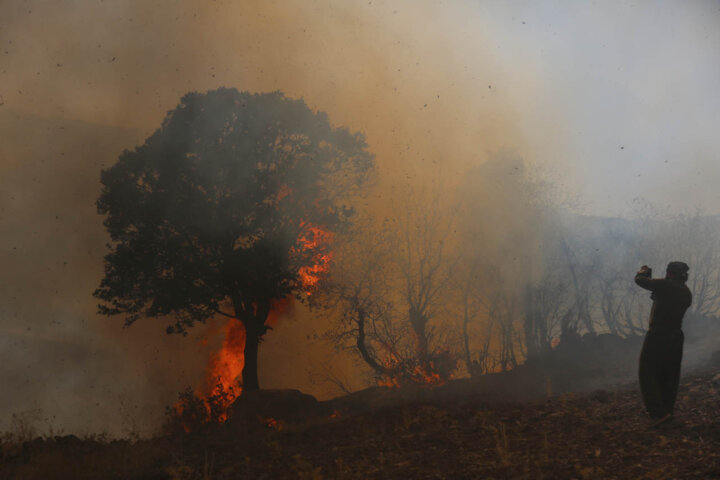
(201, 319), (246, 421)
(176, 224), (333, 429)
(296, 223), (334, 294)
(377, 359), (449, 388)
(258, 416), (287, 431)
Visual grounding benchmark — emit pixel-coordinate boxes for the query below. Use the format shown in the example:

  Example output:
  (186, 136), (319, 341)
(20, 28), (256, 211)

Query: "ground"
(3, 367), (720, 479)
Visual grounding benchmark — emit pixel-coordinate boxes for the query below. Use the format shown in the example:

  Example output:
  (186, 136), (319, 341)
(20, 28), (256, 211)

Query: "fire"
(175, 222), (333, 429)
(377, 362), (447, 388)
(377, 349), (455, 388)
(296, 223), (334, 293)
(201, 319), (246, 421)
(258, 416), (286, 431)
(377, 376), (400, 389)
(171, 320), (246, 430)
(412, 364), (445, 385)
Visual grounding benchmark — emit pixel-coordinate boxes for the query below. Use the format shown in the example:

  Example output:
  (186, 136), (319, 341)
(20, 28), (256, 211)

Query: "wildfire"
(175, 222), (333, 429)
(296, 223), (334, 293)
(201, 319), (246, 422)
(377, 350), (455, 388)
(258, 416), (287, 431)
(378, 363), (447, 388)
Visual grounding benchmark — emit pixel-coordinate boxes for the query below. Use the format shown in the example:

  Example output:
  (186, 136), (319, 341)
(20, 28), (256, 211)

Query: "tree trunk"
(462, 285), (473, 375)
(560, 237), (596, 335)
(242, 322), (260, 391)
(234, 296), (271, 393)
(409, 306), (429, 361)
(356, 305), (393, 375)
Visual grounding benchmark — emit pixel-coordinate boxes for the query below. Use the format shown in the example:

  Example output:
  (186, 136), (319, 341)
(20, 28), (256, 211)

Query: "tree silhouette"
(94, 88), (373, 390)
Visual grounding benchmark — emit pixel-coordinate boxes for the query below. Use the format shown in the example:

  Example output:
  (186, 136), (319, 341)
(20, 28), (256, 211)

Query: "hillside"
(3, 364), (720, 480)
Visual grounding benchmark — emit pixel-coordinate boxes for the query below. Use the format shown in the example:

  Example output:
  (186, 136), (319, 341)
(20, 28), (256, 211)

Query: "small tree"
(322, 222), (398, 379)
(455, 151), (568, 372)
(94, 88), (373, 391)
(322, 186), (460, 386)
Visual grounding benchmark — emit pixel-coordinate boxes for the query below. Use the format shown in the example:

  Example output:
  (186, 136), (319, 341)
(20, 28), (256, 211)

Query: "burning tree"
(94, 88), (373, 394)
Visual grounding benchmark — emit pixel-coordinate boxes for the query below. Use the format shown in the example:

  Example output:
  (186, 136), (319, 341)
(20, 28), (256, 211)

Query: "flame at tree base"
(169, 320), (246, 432)
(170, 298), (296, 431)
(169, 222), (332, 432)
(201, 319), (247, 421)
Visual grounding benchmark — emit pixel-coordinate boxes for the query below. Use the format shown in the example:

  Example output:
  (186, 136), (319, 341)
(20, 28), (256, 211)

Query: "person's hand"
(638, 265), (652, 277)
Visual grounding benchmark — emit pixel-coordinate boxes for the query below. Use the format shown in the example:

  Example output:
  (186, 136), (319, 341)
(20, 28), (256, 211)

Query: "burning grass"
(377, 350), (458, 388)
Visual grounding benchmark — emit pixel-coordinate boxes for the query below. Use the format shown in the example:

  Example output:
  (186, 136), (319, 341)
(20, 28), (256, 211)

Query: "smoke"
(1, 0), (719, 435)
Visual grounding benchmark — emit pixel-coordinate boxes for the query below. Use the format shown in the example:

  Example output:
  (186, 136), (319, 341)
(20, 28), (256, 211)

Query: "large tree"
(94, 88), (373, 391)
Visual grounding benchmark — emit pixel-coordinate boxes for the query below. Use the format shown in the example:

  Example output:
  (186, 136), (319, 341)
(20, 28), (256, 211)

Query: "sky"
(1, 0), (719, 435)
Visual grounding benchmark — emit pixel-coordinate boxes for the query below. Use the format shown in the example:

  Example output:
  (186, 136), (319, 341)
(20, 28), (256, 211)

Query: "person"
(634, 262), (692, 428)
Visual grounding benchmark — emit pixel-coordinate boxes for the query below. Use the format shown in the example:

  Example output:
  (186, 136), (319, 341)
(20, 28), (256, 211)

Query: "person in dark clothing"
(635, 262), (692, 428)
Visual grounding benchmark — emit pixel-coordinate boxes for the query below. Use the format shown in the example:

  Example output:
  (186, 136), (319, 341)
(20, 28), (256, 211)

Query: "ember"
(258, 416), (287, 431)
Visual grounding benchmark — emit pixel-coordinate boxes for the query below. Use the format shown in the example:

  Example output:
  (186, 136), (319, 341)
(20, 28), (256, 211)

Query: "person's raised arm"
(634, 265), (666, 292)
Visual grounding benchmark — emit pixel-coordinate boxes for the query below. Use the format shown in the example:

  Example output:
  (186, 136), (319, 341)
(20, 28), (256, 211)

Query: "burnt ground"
(3, 366), (720, 479)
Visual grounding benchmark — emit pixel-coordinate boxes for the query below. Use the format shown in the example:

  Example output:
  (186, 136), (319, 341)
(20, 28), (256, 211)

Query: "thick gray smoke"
(1, 0), (719, 436)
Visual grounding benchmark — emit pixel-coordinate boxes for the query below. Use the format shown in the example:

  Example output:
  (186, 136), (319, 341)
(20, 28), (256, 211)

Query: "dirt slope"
(3, 367), (720, 479)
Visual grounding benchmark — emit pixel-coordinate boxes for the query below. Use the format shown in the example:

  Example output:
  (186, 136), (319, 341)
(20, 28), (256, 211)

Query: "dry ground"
(3, 368), (720, 479)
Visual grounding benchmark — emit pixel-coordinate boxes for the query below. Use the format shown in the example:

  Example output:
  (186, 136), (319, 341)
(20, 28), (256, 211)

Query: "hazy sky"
(1, 0), (719, 435)
(3, 0), (720, 213)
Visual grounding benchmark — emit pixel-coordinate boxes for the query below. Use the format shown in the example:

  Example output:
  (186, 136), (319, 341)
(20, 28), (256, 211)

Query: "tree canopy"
(94, 87), (373, 389)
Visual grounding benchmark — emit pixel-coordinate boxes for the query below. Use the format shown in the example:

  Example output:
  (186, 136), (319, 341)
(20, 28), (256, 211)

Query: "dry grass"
(4, 368), (720, 479)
